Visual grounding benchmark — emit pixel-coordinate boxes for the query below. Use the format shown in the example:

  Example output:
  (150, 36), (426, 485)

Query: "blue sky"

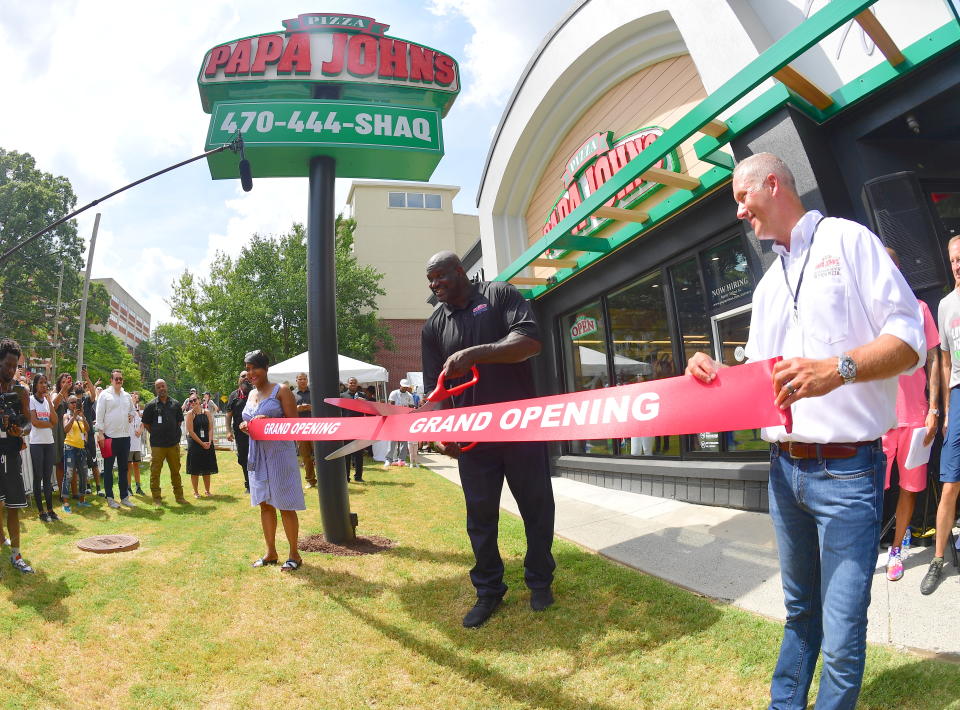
(0, 0), (572, 323)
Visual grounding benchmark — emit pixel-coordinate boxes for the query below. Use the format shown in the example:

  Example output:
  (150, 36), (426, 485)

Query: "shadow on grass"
(41, 518), (81, 535)
(0, 666), (68, 707)
(0, 566), (72, 623)
(159, 503), (216, 517)
(859, 658), (960, 709)
(387, 545), (474, 567)
(296, 544), (723, 710)
(361, 479), (415, 488)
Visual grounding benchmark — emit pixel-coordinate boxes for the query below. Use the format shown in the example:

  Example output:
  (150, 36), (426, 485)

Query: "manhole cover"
(77, 534), (140, 553)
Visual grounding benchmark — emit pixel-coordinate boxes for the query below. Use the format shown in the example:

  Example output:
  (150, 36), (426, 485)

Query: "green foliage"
(57, 329), (142, 394)
(134, 323), (193, 401)
(0, 147), (112, 375)
(168, 217), (391, 394)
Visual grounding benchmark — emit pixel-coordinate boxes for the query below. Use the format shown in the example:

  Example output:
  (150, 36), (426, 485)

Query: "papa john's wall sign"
(541, 127), (681, 244)
(198, 13), (460, 181)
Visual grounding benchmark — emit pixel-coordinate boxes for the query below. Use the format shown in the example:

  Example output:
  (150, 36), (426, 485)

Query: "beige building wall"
(348, 181), (480, 320)
(522, 54), (729, 277)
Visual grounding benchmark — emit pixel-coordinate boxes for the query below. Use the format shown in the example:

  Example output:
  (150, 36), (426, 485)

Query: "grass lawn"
(0, 451), (957, 709)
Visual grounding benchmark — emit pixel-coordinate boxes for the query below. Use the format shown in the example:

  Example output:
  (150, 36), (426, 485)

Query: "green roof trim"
(494, 0), (960, 299)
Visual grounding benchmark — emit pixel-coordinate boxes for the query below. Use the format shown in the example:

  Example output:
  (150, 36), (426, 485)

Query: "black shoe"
(47, 511), (60, 522)
(135, 486), (144, 495)
(354, 476), (364, 482)
(530, 587), (554, 612)
(38, 512), (50, 523)
(462, 596), (501, 628)
(920, 558), (945, 595)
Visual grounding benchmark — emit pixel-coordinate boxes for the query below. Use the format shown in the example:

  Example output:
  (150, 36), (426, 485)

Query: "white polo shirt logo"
(813, 255), (841, 279)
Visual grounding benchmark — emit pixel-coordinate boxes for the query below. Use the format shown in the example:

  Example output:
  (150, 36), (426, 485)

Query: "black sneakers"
(920, 558), (945, 595)
(530, 587), (555, 612)
(462, 596), (502, 628)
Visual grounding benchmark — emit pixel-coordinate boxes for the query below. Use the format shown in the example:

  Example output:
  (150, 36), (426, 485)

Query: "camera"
(0, 391), (26, 432)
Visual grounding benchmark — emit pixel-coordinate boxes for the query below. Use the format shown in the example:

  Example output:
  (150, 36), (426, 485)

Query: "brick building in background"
(347, 180), (481, 393)
(90, 277), (151, 351)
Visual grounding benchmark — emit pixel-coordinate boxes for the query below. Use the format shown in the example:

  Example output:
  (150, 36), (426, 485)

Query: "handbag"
(98, 436), (113, 458)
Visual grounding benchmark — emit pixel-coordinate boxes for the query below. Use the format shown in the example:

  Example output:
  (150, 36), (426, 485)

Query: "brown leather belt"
(779, 441), (877, 460)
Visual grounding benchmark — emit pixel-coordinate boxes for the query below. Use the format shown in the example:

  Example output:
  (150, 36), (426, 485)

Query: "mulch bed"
(298, 534), (397, 556)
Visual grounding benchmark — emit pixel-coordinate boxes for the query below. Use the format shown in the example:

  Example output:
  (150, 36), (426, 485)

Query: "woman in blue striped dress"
(238, 350), (305, 571)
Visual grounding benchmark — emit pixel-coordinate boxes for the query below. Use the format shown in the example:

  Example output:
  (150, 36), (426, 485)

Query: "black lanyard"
(780, 216), (826, 323)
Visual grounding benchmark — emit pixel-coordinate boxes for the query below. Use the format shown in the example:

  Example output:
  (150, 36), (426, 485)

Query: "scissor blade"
(324, 438), (376, 460)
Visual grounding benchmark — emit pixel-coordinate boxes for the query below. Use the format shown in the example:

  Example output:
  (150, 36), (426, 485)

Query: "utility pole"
(50, 261), (65, 376)
(76, 214), (100, 383)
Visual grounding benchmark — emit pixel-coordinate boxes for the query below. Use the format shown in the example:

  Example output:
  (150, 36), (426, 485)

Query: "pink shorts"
(881, 426), (928, 492)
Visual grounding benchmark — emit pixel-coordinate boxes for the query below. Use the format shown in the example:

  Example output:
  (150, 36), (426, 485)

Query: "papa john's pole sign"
(198, 13), (460, 181)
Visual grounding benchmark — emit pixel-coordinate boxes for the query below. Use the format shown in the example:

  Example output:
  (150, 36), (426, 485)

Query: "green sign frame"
(205, 100), (443, 180)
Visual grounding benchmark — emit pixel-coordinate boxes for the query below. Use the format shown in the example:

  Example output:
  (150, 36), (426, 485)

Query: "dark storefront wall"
(532, 187), (774, 511)
(530, 48), (959, 513)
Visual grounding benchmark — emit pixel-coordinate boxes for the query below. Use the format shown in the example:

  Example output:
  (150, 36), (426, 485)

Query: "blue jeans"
(767, 442), (884, 710)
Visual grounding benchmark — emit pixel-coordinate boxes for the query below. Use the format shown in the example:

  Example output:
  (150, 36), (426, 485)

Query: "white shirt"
(28, 395), (55, 445)
(95, 387), (135, 438)
(129, 410), (142, 452)
(388, 389), (415, 407)
(744, 211), (924, 444)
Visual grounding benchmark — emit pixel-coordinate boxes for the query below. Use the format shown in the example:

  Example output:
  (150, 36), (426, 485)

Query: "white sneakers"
(120, 497), (136, 508)
(107, 498), (121, 509)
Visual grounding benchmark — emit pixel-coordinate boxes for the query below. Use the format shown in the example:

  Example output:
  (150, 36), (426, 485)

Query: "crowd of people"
(0, 348), (408, 577)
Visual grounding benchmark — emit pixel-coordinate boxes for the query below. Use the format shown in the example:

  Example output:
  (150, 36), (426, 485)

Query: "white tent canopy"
(269, 351), (388, 385)
(578, 346), (652, 377)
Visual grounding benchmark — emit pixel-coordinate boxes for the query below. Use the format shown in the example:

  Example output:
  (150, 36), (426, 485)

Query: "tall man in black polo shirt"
(421, 251), (556, 628)
(225, 371), (251, 492)
(141, 379), (186, 504)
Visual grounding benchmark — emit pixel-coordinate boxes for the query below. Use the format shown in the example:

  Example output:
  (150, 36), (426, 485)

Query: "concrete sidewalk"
(417, 453), (960, 658)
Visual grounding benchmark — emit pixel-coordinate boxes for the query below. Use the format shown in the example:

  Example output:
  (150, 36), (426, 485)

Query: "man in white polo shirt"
(95, 369), (136, 509)
(687, 153), (923, 710)
(387, 379), (416, 464)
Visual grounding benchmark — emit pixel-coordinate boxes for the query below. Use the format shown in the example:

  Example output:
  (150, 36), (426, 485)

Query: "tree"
(169, 218), (392, 394)
(0, 148), (112, 376)
(134, 323), (193, 400)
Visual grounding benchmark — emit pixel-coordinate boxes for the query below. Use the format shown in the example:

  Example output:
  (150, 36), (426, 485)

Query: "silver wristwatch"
(837, 353), (857, 385)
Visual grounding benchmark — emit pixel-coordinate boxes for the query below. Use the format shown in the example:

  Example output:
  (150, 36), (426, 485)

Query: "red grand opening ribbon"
(247, 358), (791, 443)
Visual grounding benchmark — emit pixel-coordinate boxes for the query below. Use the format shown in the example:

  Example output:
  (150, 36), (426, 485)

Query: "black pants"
(234, 431), (249, 489)
(30, 442), (55, 512)
(347, 450), (364, 480)
(102, 436), (131, 500)
(458, 442), (556, 598)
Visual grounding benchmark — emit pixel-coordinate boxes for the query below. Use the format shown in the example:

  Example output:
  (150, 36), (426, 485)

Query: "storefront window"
(561, 302), (614, 455)
(703, 238), (753, 310)
(557, 233), (761, 460)
(607, 272), (679, 457)
(670, 258), (719, 453)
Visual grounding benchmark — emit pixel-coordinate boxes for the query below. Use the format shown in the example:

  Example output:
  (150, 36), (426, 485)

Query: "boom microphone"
(239, 159), (253, 192)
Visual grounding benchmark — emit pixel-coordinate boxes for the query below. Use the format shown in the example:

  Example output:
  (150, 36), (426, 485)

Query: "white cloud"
(428, 0), (571, 107)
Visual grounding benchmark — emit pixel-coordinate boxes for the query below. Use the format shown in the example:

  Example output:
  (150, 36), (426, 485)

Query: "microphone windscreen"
(239, 159), (253, 192)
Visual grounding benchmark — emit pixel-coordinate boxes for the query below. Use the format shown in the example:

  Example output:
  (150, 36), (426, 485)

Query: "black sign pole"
(307, 155), (356, 543)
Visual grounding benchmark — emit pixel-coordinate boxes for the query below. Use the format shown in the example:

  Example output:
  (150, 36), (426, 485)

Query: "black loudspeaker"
(862, 171), (946, 291)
